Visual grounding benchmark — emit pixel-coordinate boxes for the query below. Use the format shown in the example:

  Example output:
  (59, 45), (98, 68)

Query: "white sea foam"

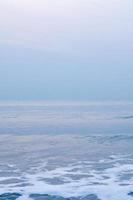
(0, 155), (133, 200)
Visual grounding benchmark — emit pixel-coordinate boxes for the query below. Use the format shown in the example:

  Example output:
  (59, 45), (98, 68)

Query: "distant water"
(0, 101), (133, 200)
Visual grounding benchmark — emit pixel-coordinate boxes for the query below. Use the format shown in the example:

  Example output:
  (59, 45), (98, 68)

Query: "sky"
(0, 0), (133, 101)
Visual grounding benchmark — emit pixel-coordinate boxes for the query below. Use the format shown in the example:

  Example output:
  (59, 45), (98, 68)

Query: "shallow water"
(0, 101), (133, 200)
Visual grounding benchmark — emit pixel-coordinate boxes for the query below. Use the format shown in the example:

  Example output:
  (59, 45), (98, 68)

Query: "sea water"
(0, 101), (133, 200)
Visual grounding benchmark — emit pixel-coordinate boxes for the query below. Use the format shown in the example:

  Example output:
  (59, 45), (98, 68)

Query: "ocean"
(0, 101), (133, 200)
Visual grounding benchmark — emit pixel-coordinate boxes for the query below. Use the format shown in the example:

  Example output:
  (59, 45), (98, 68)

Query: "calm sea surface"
(0, 101), (133, 200)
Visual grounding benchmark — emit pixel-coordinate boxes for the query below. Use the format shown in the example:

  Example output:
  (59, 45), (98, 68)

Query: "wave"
(0, 193), (101, 200)
(0, 155), (133, 200)
(118, 115), (133, 120)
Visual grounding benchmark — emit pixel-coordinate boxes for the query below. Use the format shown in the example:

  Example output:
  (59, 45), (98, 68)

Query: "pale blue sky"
(0, 0), (133, 100)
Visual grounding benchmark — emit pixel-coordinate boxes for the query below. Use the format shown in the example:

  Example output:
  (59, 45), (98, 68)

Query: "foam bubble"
(1, 155), (133, 200)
